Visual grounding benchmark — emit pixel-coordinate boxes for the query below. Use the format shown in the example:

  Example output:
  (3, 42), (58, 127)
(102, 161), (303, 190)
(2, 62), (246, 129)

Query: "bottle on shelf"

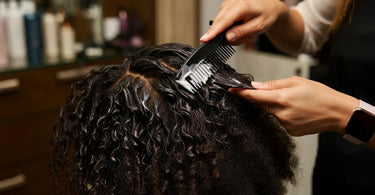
(20, 0), (32, 14)
(7, 0), (27, 69)
(103, 17), (120, 43)
(23, 0), (43, 66)
(55, 8), (66, 28)
(0, 0), (9, 69)
(42, 10), (59, 63)
(60, 21), (76, 61)
(87, 3), (103, 46)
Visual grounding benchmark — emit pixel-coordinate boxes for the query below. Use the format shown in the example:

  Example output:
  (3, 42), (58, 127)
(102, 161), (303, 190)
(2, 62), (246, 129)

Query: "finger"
(225, 17), (265, 43)
(201, 1), (257, 42)
(229, 88), (281, 105)
(228, 33), (257, 46)
(200, 7), (238, 42)
(251, 77), (300, 90)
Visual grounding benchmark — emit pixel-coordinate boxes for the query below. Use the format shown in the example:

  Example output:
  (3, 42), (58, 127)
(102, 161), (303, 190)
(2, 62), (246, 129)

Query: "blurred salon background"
(0, 0), (316, 194)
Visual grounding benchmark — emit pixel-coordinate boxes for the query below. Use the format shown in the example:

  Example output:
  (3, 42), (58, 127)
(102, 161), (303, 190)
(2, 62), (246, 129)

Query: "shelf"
(0, 47), (141, 75)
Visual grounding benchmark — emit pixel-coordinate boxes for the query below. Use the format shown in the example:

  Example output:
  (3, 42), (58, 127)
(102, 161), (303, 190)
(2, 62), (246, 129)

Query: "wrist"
(271, 1), (289, 30)
(343, 100), (375, 145)
(276, 1), (289, 17)
(266, 5), (304, 54)
(332, 95), (359, 135)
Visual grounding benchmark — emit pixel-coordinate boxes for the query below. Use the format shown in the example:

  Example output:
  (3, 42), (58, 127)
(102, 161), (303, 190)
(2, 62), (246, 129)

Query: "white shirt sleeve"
(291, 0), (338, 54)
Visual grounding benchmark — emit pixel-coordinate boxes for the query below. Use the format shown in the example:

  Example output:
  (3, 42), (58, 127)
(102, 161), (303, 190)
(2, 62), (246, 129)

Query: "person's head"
(52, 43), (297, 194)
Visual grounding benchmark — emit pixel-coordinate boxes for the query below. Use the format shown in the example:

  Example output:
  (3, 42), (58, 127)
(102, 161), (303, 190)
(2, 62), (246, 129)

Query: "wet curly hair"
(52, 43), (297, 194)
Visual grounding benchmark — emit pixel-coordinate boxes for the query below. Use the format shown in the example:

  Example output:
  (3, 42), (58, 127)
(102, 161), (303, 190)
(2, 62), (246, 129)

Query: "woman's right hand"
(200, 0), (289, 45)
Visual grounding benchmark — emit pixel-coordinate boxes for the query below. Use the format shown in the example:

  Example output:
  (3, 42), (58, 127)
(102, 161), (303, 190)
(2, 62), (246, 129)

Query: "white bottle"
(20, 0), (33, 14)
(43, 10), (59, 61)
(55, 9), (65, 28)
(6, 0), (27, 68)
(60, 22), (76, 61)
(0, 0), (9, 69)
(88, 4), (103, 45)
(103, 17), (120, 42)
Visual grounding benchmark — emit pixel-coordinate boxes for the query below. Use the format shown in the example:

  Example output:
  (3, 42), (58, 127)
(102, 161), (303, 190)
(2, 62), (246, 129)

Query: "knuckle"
(278, 114), (303, 137)
(290, 76), (302, 82)
(242, 92), (254, 101)
(266, 79), (277, 87)
(265, 79), (281, 90)
(235, 28), (246, 37)
(237, 0), (247, 7)
(277, 93), (290, 107)
(277, 111), (289, 123)
(279, 120), (298, 136)
(290, 76), (299, 80)
(252, 21), (265, 34)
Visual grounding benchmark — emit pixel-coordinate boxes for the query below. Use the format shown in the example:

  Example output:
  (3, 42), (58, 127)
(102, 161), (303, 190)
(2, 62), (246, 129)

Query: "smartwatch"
(343, 100), (375, 144)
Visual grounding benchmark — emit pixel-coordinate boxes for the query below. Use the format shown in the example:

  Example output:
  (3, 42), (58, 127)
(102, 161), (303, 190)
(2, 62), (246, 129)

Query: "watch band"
(360, 100), (375, 115)
(343, 100), (375, 144)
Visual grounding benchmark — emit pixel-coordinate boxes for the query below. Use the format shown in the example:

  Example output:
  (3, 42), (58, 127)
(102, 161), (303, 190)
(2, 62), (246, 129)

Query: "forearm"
(266, 9), (305, 55)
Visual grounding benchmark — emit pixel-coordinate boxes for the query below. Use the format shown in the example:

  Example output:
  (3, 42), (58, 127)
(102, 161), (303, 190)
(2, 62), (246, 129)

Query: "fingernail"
(251, 81), (263, 88)
(226, 32), (236, 42)
(200, 33), (209, 41)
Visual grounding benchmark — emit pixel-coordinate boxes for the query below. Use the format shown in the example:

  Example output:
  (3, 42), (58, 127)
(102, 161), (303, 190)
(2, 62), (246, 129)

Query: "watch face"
(346, 109), (375, 142)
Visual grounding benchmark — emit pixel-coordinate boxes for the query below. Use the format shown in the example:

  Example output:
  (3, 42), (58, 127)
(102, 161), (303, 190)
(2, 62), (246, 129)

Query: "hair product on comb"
(176, 25), (235, 93)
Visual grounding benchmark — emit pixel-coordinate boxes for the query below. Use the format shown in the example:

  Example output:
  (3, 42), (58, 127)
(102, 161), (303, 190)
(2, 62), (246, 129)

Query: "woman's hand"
(230, 76), (359, 136)
(200, 0), (288, 45)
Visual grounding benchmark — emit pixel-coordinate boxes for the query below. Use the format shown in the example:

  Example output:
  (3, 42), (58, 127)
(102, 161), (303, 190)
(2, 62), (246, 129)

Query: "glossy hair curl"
(52, 43), (297, 194)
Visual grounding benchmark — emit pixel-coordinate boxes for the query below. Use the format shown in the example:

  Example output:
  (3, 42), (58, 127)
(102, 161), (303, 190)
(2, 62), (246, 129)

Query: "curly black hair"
(52, 43), (297, 194)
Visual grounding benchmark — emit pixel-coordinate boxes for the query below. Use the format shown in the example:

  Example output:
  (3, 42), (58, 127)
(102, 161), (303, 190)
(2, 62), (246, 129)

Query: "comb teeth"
(207, 43), (235, 66)
(176, 31), (236, 94)
(213, 42), (235, 61)
(185, 60), (216, 93)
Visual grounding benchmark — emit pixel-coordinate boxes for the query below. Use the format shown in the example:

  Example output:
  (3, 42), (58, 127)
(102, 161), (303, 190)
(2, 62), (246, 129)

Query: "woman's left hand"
(229, 76), (359, 136)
